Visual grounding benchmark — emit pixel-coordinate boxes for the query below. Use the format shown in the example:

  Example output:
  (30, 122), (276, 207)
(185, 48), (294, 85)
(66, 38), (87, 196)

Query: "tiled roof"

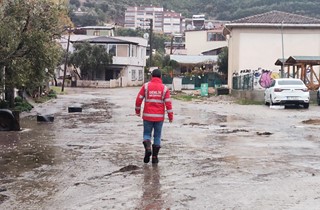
(287, 56), (320, 64)
(276, 56), (320, 65)
(231, 10), (320, 24)
(170, 55), (218, 64)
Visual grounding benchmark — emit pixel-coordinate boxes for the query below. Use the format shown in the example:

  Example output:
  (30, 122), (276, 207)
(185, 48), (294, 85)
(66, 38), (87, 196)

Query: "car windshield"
(278, 80), (303, 85)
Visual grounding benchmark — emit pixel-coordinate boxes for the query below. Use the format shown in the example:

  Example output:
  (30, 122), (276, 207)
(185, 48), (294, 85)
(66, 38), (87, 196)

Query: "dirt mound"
(302, 119), (320, 125)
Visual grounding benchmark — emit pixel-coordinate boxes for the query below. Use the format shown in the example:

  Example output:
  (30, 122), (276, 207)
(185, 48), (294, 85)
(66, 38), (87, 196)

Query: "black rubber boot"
(143, 141), (152, 163)
(152, 144), (161, 164)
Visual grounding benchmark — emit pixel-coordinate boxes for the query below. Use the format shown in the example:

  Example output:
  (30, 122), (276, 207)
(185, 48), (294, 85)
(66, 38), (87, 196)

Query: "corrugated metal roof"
(170, 55), (218, 64)
(74, 36), (137, 44)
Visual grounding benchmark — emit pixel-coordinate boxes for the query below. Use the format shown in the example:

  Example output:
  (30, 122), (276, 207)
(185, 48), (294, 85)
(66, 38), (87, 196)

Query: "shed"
(275, 56), (320, 90)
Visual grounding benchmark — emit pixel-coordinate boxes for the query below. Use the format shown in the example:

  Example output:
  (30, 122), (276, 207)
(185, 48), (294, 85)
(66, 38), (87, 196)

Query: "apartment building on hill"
(124, 6), (184, 34)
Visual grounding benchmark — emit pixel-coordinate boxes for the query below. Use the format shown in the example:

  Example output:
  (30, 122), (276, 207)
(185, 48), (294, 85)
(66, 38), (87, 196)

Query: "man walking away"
(135, 69), (173, 164)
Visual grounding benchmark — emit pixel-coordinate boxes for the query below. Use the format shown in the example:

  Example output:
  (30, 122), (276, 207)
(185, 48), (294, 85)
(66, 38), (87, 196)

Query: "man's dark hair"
(152, 69), (162, 78)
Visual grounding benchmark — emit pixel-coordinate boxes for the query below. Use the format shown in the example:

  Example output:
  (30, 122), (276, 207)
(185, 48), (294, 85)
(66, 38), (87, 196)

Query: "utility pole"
(170, 35), (174, 55)
(149, 19), (153, 68)
(281, 21), (285, 78)
(61, 28), (71, 92)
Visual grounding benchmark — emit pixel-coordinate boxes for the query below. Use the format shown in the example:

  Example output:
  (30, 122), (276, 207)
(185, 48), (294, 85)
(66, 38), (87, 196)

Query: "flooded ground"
(1, 87), (320, 209)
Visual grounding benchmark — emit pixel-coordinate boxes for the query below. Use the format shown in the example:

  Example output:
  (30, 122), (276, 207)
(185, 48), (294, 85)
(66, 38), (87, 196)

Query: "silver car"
(264, 78), (310, 108)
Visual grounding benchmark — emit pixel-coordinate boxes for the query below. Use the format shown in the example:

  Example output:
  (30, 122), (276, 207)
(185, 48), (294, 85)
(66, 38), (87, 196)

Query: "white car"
(264, 78), (310, 108)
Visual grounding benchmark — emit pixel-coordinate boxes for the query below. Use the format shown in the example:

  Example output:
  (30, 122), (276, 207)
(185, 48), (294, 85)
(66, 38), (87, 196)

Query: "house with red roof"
(223, 10), (320, 89)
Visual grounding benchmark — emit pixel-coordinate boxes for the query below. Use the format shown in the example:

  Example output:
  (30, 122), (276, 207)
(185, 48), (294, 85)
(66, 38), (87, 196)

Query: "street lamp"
(61, 27), (72, 92)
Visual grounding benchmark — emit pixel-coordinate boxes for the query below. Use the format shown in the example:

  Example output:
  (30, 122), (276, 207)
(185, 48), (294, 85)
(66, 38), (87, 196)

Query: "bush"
(0, 100), (9, 108)
(14, 96), (23, 103)
(14, 99), (33, 112)
(48, 89), (57, 99)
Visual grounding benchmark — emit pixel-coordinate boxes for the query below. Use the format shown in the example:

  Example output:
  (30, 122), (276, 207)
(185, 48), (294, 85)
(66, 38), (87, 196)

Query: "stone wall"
(231, 89), (318, 103)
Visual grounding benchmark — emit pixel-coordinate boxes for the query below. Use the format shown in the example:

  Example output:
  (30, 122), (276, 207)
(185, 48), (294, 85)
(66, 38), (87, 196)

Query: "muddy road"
(1, 87), (320, 210)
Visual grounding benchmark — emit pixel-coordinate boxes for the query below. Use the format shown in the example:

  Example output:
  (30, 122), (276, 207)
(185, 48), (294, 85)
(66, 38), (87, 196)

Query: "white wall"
(185, 30), (227, 55)
(227, 27), (320, 88)
(123, 66), (145, 86)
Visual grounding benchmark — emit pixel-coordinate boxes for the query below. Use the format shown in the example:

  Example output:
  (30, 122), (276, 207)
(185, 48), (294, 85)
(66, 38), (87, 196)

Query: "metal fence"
(162, 72), (226, 88)
(232, 74), (254, 90)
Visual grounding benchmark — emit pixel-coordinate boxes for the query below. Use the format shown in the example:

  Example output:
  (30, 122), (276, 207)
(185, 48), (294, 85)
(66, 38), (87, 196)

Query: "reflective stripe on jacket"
(135, 77), (173, 122)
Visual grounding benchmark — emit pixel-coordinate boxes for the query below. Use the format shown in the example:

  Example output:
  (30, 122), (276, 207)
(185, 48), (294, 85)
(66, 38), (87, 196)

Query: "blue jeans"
(143, 120), (164, 146)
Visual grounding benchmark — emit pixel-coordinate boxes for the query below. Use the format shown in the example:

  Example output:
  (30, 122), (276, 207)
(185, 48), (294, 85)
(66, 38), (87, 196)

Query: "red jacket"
(135, 77), (173, 122)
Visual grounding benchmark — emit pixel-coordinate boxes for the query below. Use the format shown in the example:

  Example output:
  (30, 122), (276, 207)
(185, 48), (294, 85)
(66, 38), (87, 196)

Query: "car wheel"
(270, 95), (275, 105)
(303, 103), (309, 109)
(264, 93), (269, 105)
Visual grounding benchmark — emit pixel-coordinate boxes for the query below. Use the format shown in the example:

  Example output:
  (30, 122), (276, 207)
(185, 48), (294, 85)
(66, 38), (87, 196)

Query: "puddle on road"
(0, 116), (64, 205)
(137, 165), (165, 210)
(57, 100), (113, 126)
(0, 116), (59, 174)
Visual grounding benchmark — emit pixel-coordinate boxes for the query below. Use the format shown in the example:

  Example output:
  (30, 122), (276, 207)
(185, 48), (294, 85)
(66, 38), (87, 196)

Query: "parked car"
(264, 78), (310, 108)
(317, 88), (320, 105)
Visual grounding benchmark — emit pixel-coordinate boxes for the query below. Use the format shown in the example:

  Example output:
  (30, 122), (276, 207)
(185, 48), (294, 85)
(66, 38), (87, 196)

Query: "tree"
(0, 0), (67, 107)
(68, 42), (112, 80)
(146, 53), (178, 75)
(70, 12), (100, 27)
(217, 47), (228, 76)
(69, 0), (81, 8)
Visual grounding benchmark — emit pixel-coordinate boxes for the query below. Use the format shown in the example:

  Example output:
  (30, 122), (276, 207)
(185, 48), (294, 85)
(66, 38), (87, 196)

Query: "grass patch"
(235, 98), (264, 105)
(50, 86), (66, 95)
(34, 89), (58, 103)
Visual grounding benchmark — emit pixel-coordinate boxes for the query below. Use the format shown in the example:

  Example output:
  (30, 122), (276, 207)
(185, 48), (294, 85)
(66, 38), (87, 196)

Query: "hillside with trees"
(69, 0), (320, 26)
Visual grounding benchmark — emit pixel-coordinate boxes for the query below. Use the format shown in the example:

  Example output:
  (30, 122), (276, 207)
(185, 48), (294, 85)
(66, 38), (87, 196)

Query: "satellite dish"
(186, 24), (193, 30)
(207, 22), (213, 29)
(143, 33), (149, 39)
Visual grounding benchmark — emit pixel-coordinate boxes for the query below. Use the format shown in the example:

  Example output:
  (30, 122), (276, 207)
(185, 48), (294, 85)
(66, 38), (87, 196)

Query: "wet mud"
(1, 87), (320, 209)
(302, 119), (320, 125)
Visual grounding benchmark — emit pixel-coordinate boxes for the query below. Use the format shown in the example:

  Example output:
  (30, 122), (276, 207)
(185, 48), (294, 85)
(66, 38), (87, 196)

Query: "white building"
(59, 35), (147, 87)
(124, 6), (164, 32)
(163, 11), (185, 34)
(73, 26), (115, 36)
(223, 10), (320, 89)
(124, 6), (185, 34)
(185, 26), (228, 55)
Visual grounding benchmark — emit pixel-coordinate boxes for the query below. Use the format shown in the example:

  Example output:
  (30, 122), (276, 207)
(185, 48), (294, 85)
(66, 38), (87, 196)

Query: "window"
(108, 44), (116, 56)
(93, 31), (100, 36)
(125, 17), (134, 21)
(207, 32), (226, 41)
(278, 80), (303, 85)
(117, 44), (128, 57)
(132, 70), (137, 81)
(138, 70), (143, 81)
(131, 45), (137, 57)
